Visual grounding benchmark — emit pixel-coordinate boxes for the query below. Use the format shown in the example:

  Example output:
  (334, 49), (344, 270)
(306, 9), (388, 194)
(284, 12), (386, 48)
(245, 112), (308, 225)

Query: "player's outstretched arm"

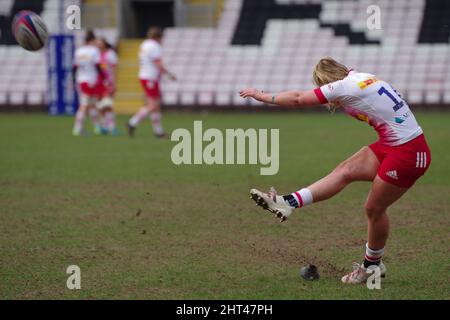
(239, 88), (321, 108)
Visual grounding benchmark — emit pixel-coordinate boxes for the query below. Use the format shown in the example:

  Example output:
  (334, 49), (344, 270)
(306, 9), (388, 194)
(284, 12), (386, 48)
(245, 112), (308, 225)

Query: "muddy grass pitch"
(0, 112), (448, 299)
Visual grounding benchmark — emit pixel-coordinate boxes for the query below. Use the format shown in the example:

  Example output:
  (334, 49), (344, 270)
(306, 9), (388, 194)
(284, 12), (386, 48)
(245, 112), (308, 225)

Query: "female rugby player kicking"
(239, 57), (431, 284)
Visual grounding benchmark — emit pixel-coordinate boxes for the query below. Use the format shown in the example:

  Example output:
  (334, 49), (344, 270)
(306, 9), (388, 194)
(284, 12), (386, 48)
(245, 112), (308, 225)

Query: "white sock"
(150, 112), (164, 135)
(291, 188), (313, 208)
(129, 107), (150, 127)
(365, 243), (384, 264)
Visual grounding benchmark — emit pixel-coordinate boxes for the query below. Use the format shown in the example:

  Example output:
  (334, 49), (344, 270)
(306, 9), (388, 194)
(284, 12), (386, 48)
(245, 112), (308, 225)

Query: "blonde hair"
(312, 57), (349, 112)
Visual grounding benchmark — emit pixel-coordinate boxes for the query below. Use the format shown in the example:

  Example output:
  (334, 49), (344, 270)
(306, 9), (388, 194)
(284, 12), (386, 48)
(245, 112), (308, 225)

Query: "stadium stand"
(0, 0), (55, 107)
(156, 0), (450, 108)
(0, 0), (449, 110)
(0, 0), (116, 108)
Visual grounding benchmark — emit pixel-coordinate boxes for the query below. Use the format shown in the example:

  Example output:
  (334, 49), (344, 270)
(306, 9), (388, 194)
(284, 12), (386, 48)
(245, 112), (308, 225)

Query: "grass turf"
(0, 112), (449, 299)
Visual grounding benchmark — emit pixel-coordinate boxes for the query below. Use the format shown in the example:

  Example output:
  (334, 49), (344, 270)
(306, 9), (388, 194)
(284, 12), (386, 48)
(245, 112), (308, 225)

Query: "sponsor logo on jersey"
(394, 117), (405, 124)
(358, 77), (378, 89)
(386, 170), (398, 179)
(356, 113), (369, 123)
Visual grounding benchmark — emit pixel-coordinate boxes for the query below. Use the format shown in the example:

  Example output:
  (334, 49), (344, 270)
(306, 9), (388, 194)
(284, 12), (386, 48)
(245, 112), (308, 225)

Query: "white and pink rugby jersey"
(314, 70), (423, 146)
(139, 39), (162, 81)
(74, 45), (101, 86)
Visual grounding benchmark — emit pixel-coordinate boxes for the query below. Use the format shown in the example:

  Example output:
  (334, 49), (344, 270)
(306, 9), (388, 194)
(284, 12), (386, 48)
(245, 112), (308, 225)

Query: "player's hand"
(239, 88), (261, 99)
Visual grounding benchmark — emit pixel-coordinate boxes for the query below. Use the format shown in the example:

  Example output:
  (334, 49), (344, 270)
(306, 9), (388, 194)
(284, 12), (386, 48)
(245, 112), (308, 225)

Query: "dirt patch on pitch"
(218, 225), (349, 278)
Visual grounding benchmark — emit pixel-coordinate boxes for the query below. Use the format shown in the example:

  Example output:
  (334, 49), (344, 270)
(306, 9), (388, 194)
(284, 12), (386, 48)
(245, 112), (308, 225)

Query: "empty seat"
(27, 92), (44, 105)
(162, 92), (178, 106)
(424, 91), (441, 104)
(215, 92), (231, 106)
(180, 92), (196, 106)
(0, 91), (7, 104)
(198, 92), (214, 105)
(9, 92), (25, 105)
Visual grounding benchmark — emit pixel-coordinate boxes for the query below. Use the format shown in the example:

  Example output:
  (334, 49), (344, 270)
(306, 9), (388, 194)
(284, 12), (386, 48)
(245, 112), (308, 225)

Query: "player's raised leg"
(307, 146), (380, 202)
(251, 146), (379, 220)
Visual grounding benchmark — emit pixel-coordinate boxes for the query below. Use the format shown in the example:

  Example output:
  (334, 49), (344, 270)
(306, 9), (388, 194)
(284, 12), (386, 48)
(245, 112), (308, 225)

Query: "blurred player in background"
(127, 26), (176, 138)
(241, 57), (431, 285)
(97, 37), (119, 135)
(72, 30), (104, 136)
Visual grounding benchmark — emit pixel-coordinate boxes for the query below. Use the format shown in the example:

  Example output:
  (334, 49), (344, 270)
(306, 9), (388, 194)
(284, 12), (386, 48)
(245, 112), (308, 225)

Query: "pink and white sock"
(364, 243), (384, 267)
(129, 107), (150, 127)
(150, 112), (164, 135)
(284, 188), (313, 208)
